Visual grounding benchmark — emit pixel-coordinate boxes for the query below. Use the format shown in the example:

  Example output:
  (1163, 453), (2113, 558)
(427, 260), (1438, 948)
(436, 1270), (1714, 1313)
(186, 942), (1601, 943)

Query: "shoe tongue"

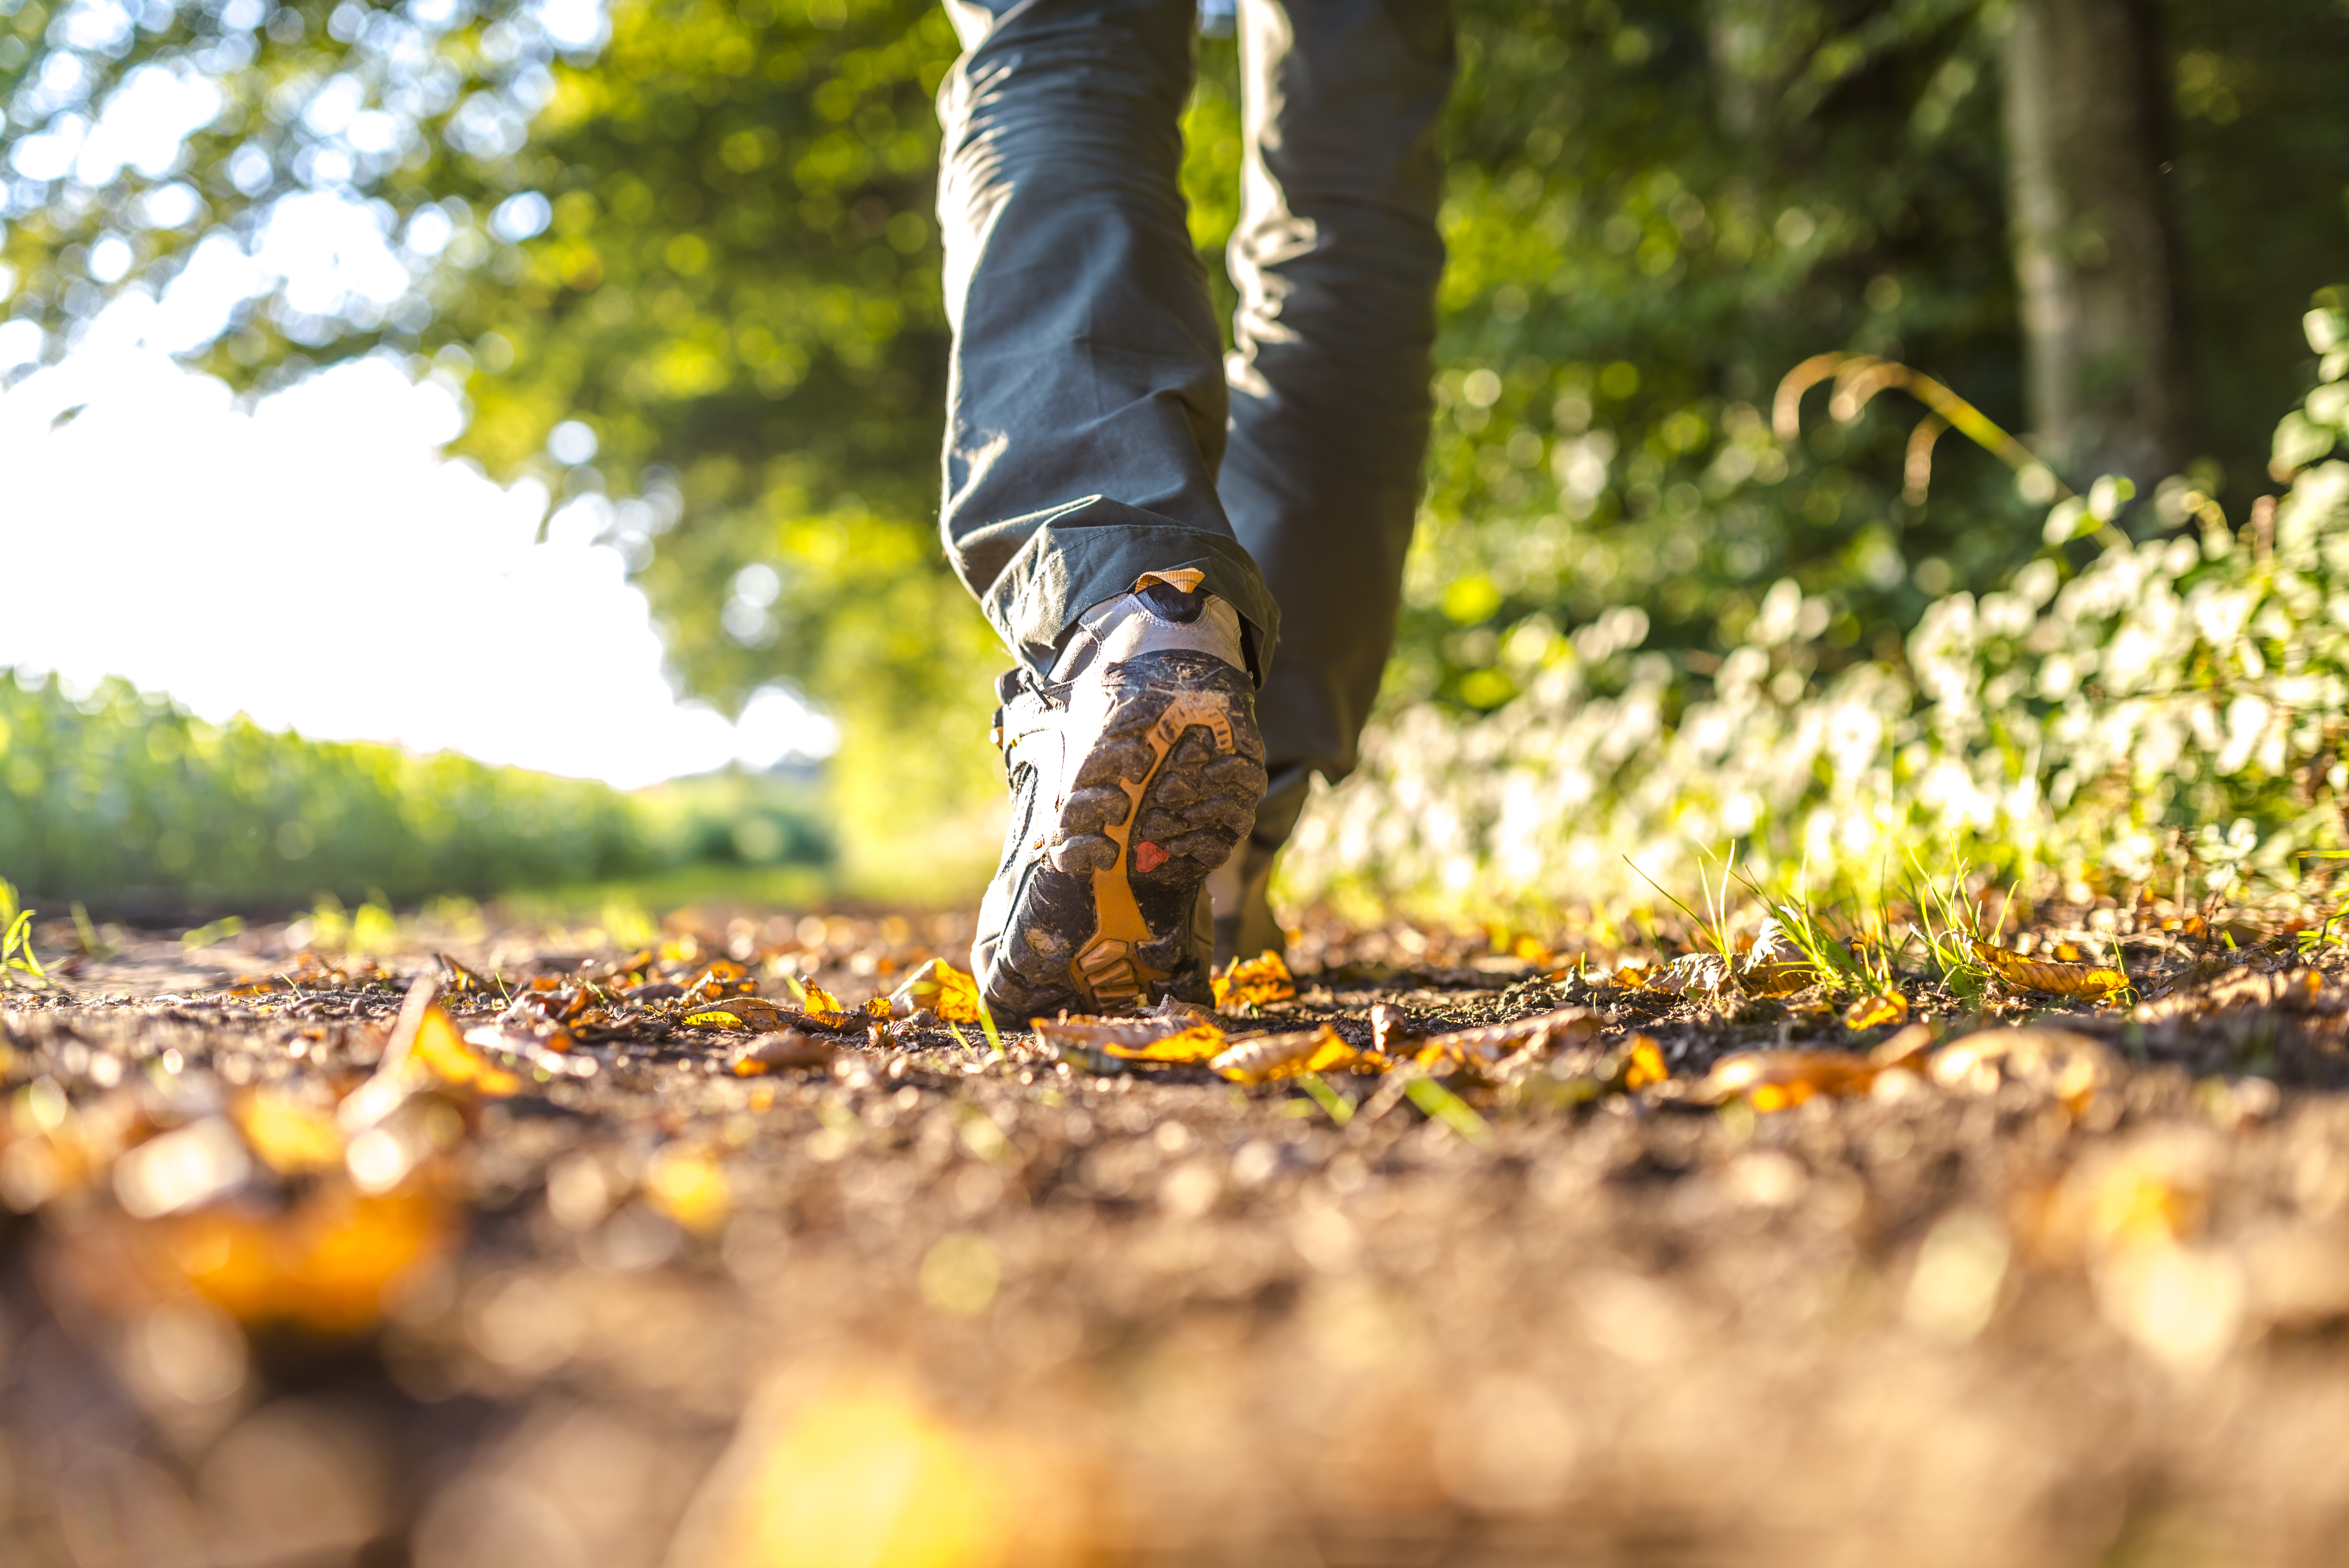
(1137, 581), (1205, 624)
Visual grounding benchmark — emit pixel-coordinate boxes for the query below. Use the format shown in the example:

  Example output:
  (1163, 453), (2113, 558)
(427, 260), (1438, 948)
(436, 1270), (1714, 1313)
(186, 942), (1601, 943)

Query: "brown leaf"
(682, 996), (800, 1033)
(1929, 1026), (2115, 1114)
(1971, 940), (2128, 999)
(731, 1029), (837, 1074)
(1410, 1006), (1601, 1070)
(1698, 1049), (1880, 1110)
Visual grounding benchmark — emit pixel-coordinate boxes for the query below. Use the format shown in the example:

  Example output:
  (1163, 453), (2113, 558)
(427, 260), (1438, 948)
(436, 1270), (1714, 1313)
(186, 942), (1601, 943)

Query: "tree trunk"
(2004, 0), (2192, 486)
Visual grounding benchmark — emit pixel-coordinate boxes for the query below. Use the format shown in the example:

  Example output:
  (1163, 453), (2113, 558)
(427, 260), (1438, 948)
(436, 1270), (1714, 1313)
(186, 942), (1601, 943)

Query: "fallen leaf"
(232, 1092), (344, 1175)
(1408, 1007), (1601, 1071)
(801, 984), (851, 1029)
(1971, 940), (2128, 999)
(1698, 1049), (1880, 1111)
(732, 1030), (837, 1074)
(683, 996), (800, 1032)
(159, 1183), (452, 1335)
(1619, 1035), (1669, 1089)
(436, 953), (500, 994)
(684, 960), (759, 1005)
(1929, 1026), (2115, 1115)
(1213, 1025), (1365, 1084)
(644, 1147), (729, 1233)
(1105, 1022), (1229, 1063)
(1623, 952), (1731, 996)
(1741, 919), (1813, 995)
(1869, 1021), (1941, 1068)
(889, 958), (986, 1023)
(1213, 951), (1296, 1009)
(408, 1006), (522, 1096)
(1844, 992), (1910, 1030)
(460, 1023), (596, 1079)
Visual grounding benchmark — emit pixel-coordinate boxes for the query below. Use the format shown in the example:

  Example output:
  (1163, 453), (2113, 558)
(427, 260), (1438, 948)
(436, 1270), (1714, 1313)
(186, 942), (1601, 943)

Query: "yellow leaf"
(864, 997), (892, 1021)
(1212, 1025), (1361, 1084)
(1843, 991), (1910, 1030)
(232, 1092), (344, 1174)
(1621, 1035), (1668, 1089)
(1212, 950), (1296, 1009)
(1513, 934), (1552, 965)
(801, 984), (851, 1028)
(645, 1146), (730, 1233)
(1971, 941), (2128, 998)
(684, 996), (797, 1032)
(1104, 1022), (1229, 1063)
(409, 1005), (520, 1096)
(888, 957), (985, 1023)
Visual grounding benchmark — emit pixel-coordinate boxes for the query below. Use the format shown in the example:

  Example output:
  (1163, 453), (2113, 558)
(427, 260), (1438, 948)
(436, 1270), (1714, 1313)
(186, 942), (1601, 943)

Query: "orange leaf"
(1843, 991), (1910, 1030)
(1212, 1025), (1361, 1083)
(1212, 951), (1296, 1009)
(409, 1005), (520, 1096)
(1104, 1022), (1229, 1063)
(887, 958), (985, 1023)
(1699, 1049), (1879, 1111)
(157, 1184), (453, 1335)
(1620, 1035), (1668, 1089)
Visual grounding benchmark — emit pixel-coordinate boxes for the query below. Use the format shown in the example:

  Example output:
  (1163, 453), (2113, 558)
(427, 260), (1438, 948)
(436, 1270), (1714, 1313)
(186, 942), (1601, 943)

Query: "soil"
(5, 903), (2349, 1567)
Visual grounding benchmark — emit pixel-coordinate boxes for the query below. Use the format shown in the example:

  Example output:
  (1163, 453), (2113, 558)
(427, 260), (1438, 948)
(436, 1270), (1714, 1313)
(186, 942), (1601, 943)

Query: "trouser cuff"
(977, 498), (1280, 685)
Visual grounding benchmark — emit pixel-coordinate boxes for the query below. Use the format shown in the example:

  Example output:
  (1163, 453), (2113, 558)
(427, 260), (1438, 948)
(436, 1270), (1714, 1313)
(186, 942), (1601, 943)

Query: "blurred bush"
(0, 673), (827, 918)
(1283, 301), (2349, 918)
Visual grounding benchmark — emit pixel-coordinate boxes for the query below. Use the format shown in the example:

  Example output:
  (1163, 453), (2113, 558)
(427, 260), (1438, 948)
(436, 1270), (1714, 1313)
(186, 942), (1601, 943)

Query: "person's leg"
(937, 0), (1279, 677)
(939, 0), (1274, 1013)
(1210, 0), (1455, 959)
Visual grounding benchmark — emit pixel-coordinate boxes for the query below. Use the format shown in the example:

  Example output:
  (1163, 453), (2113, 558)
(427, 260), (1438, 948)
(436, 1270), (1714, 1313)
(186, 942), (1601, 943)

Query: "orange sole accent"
(1069, 691), (1239, 1008)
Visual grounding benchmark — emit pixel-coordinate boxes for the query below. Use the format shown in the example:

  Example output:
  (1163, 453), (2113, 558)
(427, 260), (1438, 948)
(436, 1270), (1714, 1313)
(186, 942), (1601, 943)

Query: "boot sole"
(990, 652), (1265, 1015)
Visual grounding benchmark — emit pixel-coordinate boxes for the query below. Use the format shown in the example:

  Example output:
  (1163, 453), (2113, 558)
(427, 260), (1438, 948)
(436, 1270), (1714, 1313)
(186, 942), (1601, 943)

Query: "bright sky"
(0, 328), (837, 791)
(0, 0), (845, 792)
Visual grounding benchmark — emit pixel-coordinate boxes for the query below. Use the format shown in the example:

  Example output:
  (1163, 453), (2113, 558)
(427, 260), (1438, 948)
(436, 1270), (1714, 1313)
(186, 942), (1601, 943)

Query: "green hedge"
(0, 674), (825, 916)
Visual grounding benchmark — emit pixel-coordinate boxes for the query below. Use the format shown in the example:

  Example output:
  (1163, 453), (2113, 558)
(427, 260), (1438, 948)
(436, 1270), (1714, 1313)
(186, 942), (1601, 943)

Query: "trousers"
(936, 0), (1453, 874)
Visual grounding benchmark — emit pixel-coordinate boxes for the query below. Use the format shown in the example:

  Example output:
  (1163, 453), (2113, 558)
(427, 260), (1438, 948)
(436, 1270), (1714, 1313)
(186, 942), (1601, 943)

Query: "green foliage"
(0, 672), (825, 915)
(1282, 302), (2349, 920)
(1, 877), (51, 987)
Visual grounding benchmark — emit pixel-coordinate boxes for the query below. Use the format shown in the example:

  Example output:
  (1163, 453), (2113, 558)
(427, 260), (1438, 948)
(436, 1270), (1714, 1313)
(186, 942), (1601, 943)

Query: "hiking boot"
(974, 570), (1267, 1017)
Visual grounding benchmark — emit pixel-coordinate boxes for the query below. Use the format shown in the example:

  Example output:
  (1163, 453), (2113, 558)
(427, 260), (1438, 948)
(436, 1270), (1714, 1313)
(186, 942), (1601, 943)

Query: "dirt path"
(5, 908), (2349, 1566)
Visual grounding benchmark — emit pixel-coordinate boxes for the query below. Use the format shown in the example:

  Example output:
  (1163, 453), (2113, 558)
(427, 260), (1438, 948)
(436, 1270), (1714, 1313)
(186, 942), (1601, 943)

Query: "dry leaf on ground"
(1212, 1026), (1365, 1083)
(731, 1030), (837, 1074)
(1742, 919), (1814, 995)
(1105, 1023), (1228, 1064)
(1405, 1007), (1602, 1071)
(1844, 992), (1910, 1030)
(888, 957), (985, 1023)
(1971, 941), (2129, 999)
(1929, 1026), (2114, 1115)
(1214, 951), (1296, 1008)
(1698, 1049), (1881, 1110)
